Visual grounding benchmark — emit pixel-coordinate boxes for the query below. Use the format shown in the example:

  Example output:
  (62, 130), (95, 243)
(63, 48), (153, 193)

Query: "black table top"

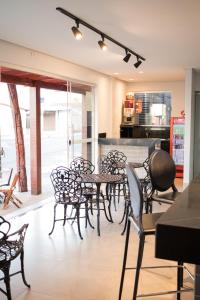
(155, 175), (200, 265)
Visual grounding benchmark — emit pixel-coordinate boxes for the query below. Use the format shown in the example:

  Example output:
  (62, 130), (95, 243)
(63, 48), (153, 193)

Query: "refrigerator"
(170, 117), (184, 178)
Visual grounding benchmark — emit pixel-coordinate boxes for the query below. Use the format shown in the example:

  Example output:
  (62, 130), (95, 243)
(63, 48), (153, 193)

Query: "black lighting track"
(56, 7), (146, 62)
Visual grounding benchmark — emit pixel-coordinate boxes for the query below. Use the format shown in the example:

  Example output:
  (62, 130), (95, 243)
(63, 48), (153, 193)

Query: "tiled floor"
(0, 179), (194, 299)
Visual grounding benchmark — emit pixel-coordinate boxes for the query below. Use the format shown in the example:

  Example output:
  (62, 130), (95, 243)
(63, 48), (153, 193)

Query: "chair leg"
(76, 206), (83, 240)
(177, 261), (183, 300)
(119, 199), (128, 224)
(113, 184), (117, 211)
(102, 193), (112, 222)
(89, 196), (94, 215)
(20, 249), (31, 288)
(3, 193), (11, 209)
(118, 183), (120, 203)
(85, 202), (88, 228)
(106, 184), (113, 223)
(63, 204), (67, 226)
(2, 262), (12, 300)
(118, 219), (131, 300)
(49, 203), (57, 235)
(108, 200), (113, 223)
(132, 234), (145, 300)
(121, 202), (130, 236)
(85, 202), (94, 229)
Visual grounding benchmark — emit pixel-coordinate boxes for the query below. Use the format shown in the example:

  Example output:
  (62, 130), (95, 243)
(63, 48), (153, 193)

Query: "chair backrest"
(10, 173), (19, 190)
(106, 150), (127, 163)
(105, 150), (127, 175)
(126, 163), (143, 226)
(98, 155), (113, 174)
(70, 157), (95, 174)
(149, 150), (176, 192)
(0, 216), (11, 240)
(0, 223), (28, 263)
(50, 166), (82, 201)
(7, 168), (13, 186)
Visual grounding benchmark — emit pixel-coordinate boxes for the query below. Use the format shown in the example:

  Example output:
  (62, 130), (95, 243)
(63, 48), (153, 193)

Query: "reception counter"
(98, 138), (160, 177)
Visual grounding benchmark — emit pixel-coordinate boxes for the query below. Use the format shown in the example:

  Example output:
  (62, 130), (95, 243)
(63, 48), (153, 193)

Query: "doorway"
(40, 82), (95, 192)
(193, 92), (200, 177)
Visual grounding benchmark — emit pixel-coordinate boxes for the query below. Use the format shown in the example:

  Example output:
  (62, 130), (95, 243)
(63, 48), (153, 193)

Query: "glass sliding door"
(67, 82), (94, 163)
(41, 81), (95, 193)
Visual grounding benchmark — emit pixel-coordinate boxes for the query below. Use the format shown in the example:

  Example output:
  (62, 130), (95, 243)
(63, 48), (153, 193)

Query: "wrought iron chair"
(118, 163), (192, 300)
(0, 168), (13, 203)
(104, 150), (128, 210)
(146, 149), (181, 213)
(0, 216), (30, 300)
(0, 172), (23, 209)
(0, 168), (13, 188)
(97, 155), (116, 222)
(70, 157), (96, 199)
(49, 166), (93, 240)
(70, 157), (112, 222)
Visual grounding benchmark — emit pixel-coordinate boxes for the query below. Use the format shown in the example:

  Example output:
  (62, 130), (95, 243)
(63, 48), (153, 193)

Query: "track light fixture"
(71, 19), (83, 40)
(56, 7), (146, 67)
(134, 57), (142, 68)
(123, 49), (131, 63)
(98, 35), (107, 51)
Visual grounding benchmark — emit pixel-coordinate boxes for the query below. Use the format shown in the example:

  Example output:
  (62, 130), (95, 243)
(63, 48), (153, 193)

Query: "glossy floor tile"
(0, 179), (194, 300)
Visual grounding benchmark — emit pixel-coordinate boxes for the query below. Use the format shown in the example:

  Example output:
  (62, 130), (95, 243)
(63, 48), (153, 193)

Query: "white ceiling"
(0, 0), (200, 82)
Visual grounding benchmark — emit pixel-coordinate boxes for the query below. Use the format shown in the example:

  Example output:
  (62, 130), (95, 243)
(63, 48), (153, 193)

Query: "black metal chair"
(49, 166), (94, 240)
(70, 157), (112, 223)
(0, 169), (13, 188)
(146, 149), (181, 213)
(70, 157), (96, 198)
(120, 158), (151, 235)
(0, 216), (30, 300)
(104, 150), (128, 210)
(0, 169), (13, 202)
(118, 163), (192, 300)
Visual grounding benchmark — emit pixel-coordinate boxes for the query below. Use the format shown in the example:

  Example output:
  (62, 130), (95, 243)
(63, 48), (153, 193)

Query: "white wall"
(0, 39), (126, 138)
(111, 78), (126, 137)
(184, 69), (200, 183)
(126, 81), (185, 117)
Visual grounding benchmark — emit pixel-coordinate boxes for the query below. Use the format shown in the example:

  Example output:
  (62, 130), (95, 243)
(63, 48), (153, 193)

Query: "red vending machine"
(170, 117), (184, 178)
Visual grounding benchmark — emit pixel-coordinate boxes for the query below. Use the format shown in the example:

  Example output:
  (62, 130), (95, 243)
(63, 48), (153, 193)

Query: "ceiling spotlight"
(123, 49), (131, 63)
(98, 35), (107, 51)
(134, 57), (142, 68)
(71, 19), (83, 40)
(56, 7), (146, 64)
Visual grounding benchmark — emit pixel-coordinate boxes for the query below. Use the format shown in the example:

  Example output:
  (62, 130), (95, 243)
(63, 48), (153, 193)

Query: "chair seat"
(0, 240), (19, 263)
(130, 212), (163, 233)
(56, 194), (87, 205)
(152, 191), (181, 203)
(81, 186), (98, 196)
(142, 212), (163, 232)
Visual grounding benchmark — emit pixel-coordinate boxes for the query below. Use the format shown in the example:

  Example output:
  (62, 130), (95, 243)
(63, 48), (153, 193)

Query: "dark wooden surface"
(155, 175), (200, 265)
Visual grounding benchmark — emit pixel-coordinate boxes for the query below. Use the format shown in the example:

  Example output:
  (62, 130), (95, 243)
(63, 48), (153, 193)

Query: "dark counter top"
(121, 124), (170, 128)
(98, 138), (160, 147)
(155, 175), (200, 264)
